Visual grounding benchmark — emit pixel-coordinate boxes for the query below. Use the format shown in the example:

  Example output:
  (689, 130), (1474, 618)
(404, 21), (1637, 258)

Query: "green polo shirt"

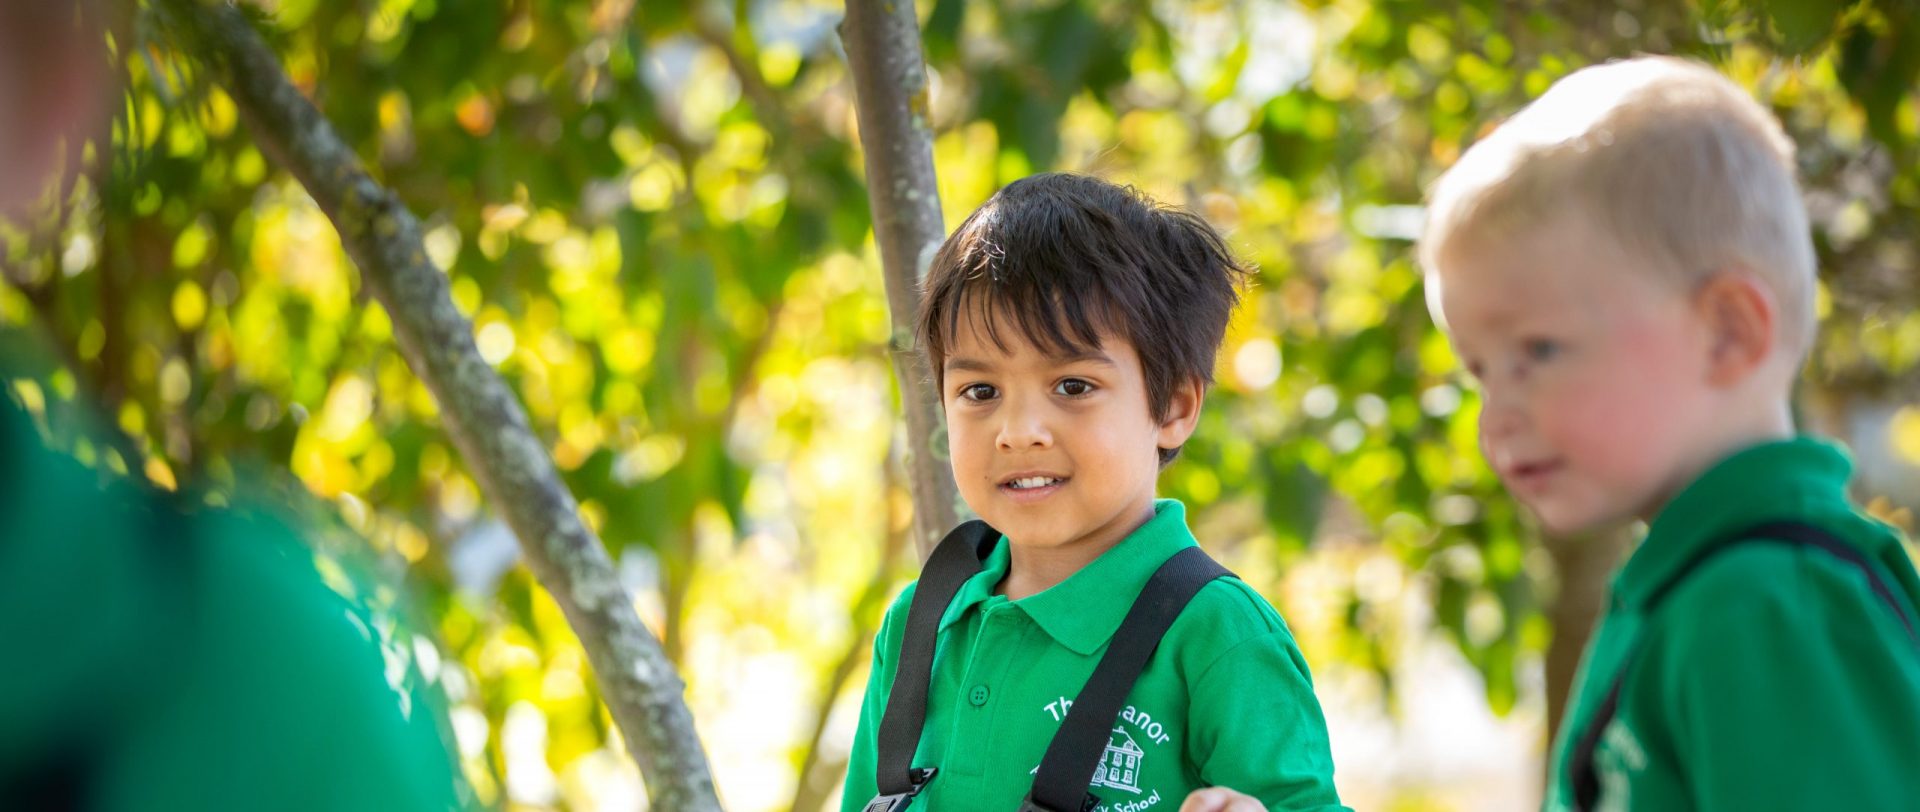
(1544, 438), (1920, 811)
(841, 499), (1345, 811)
(0, 395), (467, 809)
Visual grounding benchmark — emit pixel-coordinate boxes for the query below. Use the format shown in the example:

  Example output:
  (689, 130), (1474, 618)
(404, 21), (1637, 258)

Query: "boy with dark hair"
(840, 173), (1345, 811)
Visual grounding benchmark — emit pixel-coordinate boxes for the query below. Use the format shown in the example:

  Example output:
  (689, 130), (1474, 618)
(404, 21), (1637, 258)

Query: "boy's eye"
(959, 383), (998, 402)
(1053, 378), (1095, 397)
(1523, 338), (1561, 362)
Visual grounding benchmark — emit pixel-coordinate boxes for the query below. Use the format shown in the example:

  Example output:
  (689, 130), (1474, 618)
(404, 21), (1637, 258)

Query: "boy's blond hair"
(1419, 56), (1816, 355)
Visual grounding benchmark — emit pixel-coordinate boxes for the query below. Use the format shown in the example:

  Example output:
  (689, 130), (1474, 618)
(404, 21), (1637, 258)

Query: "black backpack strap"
(1569, 520), (1918, 811)
(1567, 662), (1629, 812)
(1020, 546), (1233, 812)
(1715, 522), (1916, 638)
(870, 520), (1001, 807)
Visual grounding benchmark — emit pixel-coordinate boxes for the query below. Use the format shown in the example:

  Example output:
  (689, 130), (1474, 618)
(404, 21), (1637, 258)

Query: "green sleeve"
(0, 430), (169, 776)
(97, 510), (468, 811)
(1186, 629), (1348, 811)
(1664, 568), (1920, 810)
(0, 398), (466, 810)
(840, 585), (910, 812)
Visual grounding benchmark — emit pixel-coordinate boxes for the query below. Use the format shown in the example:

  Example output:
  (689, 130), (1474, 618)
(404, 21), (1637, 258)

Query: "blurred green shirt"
(0, 395), (469, 810)
(840, 499), (1346, 811)
(1544, 438), (1920, 811)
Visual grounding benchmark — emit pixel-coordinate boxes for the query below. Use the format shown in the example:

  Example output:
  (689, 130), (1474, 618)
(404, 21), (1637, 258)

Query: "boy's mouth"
(997, 472), (1069, 501)
(1504, 459), (1565, 492)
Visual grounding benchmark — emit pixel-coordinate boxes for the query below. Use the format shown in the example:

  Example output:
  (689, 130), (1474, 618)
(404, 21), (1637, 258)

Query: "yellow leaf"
(1892, 407), (1920, 465)
(172, 280), (207, 330)
(144, 457), (178, 491)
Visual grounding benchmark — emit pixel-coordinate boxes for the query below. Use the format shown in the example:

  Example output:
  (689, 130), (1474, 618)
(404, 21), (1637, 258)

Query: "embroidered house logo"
(1092, 726), (1145, 794)
(1039, 698), (1173, 809)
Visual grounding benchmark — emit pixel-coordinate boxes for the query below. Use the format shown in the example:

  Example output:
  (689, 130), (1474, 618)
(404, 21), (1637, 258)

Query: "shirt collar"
(939, 499), (1200, 655)
(1613, 437), (1856, 609)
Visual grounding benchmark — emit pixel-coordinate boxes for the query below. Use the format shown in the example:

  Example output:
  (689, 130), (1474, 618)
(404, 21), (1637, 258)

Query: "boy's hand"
(1179, 787), (1265, 812)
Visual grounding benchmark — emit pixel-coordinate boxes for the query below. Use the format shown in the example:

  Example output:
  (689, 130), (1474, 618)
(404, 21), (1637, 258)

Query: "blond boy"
(1418, 56), (1920, 811)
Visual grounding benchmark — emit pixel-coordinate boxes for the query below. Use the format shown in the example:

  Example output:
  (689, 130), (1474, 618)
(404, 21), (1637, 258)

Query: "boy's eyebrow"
(1054, 349), (1118, 367)
(944, 356), (996, 374)
(1445, 293), (1516, 331)
(943, 349), (1117, 373)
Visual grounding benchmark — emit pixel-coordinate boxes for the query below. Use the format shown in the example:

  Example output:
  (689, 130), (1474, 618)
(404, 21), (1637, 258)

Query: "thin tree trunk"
(150, 2), (720, 808)
(839, 0), (963, 561)
(1542, 525), (1634, 756)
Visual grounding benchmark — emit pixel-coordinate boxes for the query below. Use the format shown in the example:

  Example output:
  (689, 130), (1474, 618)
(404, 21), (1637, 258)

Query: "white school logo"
(1594, 719), (1648, 812)
(1037, 699), (1173, 810)
(1091, 726), (1145, 794)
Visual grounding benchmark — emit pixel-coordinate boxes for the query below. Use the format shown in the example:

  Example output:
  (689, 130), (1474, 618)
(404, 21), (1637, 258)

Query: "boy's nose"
(1478, 388), (1526, 440)
(996, 401), (1053, 451)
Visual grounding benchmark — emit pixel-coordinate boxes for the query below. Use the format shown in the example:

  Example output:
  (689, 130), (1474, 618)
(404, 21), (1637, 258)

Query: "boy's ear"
(1155, 377), (1206, 450)
(1693, 269), (1777, 387)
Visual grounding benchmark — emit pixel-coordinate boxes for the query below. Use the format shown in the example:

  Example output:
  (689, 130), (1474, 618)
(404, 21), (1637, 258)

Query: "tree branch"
(1541, 525), (1632, 754)
(839, 0), (963, 560)
(692, 6), (798, 146)
(0, 224), (148, 472)
(149, 2), (721, 808)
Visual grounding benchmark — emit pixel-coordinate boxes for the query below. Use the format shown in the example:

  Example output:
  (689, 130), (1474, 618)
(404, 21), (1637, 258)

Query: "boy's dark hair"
(915, 173), (1251, 465)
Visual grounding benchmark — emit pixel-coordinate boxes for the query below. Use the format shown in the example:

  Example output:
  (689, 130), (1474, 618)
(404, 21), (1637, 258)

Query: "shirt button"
(969, 685), (990, 706)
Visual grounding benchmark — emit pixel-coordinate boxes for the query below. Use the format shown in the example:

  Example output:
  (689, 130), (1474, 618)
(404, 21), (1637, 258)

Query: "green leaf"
(1760, 0), (1841, 56)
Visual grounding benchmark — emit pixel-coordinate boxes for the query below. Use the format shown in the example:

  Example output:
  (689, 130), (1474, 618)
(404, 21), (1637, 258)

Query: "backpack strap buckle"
(1015, 789), (1099, 812)
(862, 767), (937, 812)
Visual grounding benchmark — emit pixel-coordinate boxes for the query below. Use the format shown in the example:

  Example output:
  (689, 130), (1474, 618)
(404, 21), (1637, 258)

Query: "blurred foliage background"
(3, 0), (1918, 809)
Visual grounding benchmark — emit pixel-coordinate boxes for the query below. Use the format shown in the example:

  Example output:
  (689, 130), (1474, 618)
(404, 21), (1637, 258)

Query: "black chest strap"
(873, 520), (1002, 803)
(869, 522), (1232, 812)
(1022, 545), (1228, 812)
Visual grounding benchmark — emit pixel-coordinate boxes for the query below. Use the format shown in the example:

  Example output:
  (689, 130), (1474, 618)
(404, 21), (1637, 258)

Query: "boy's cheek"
(1543, 379), (1674, 478)
(1537, 386), (1610, 451)
(943, 425), (986, 489)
